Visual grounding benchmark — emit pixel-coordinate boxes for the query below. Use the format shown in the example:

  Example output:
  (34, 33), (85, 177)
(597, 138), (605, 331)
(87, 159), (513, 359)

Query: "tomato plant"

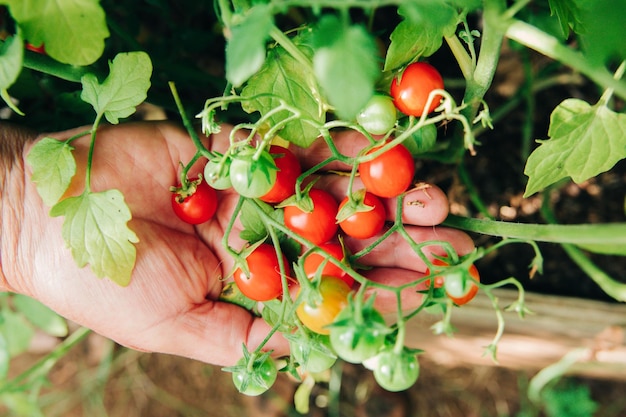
(356, 94), (397, 135)
(12, 0), (626, 404)
(283, 188), (339, 246)
(358, 142), (415, 198)
(389, 62), (444, 117)
(296, 276), (351, 335)
(170, 177), (218, 225)
(233, 243), (288, 302)
(302, 242), (353, 287)
(229, 147), (278, 198)
(337, 190), (386, 240)
(260, 145), (301, 203)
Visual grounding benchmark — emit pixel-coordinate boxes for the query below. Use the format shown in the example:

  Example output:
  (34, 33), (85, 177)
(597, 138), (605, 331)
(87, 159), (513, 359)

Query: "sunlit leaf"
(49, 190), (139, 286)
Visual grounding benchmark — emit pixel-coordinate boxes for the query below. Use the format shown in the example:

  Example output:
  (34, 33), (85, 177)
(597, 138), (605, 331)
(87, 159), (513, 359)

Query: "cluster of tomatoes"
(170, 62), (480, 394)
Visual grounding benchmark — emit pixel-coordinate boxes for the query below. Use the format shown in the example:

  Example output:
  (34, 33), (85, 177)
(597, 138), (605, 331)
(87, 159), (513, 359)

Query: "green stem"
(2, 327), (91, 392)
(443, 214), (626, 248)
(268, 25), (313, 73)
(541, 203), (626, 302)
(597, 60), (626, 107)
(505, 20), (626, 100)
(445, 34), (474, 80)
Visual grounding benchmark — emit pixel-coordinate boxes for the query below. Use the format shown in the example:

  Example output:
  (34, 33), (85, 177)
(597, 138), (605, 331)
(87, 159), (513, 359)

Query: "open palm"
(10, 121), (473, 366)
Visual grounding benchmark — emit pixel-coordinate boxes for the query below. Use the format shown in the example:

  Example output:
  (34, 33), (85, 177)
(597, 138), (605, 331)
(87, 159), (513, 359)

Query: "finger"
(360, 268), (428, 313)
(344, 225), (475, 272)
(312, 174), (449, 226)
(149, 302), (289, 367)
(295, 129), (371, 171)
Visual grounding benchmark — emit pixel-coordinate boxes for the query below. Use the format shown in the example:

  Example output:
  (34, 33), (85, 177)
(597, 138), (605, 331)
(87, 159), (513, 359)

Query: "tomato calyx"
(335, 189), (374, 223)
(286, 331), (337, 374)
(170, 175), (205, 203)
(223, 346), (278, 396)
(328, 296), (391, 364)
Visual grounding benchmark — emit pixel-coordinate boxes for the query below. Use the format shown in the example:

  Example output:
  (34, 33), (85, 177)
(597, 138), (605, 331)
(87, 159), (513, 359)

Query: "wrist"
(1, 122), (38, 292)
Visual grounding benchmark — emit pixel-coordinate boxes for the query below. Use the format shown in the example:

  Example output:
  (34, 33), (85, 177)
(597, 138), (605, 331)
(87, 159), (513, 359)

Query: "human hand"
(6, 121), (474, 366)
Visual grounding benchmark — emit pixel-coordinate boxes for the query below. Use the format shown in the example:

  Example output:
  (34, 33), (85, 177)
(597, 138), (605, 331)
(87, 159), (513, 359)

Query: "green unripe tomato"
(356, 95), (397, 135)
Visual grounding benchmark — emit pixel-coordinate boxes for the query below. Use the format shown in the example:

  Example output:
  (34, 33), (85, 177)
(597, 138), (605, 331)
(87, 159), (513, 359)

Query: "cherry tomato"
(260, 145), (301, 203)
(356, 95), (397, 135)
(338, 191), (386, 240)
(358, 142), (415, 198)
(284, 188), (339, 245)
(231, 354), (277, 396)
(303, 242), (353, 287)
(289, 333), (337, 373)
(229, 147), (277, 198)
(171, 178), (218, 225)
(329, 305), (388, 364)
(233, 244), (288, 302)
(426, 258), (480, 305)
(390, 62), (444, 117)
(204, 156), (233, 190)
(296, 276), (351, 335)
(373, 349), (420, 392)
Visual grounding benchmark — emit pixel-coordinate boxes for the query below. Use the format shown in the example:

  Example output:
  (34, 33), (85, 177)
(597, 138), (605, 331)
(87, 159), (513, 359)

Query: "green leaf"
(547, 0), (585, 38)
(578, 0), (626, 65)
(239, 199), (272, 244)
(26, 137), (76, 207)
(384, 1), (458, 71)
(524, 98), (626, 197)
(241, 42), (324, 148)
(49, 190), (139, 286)
(12, 294), (68, 337)
(0, 308), (34, 356)
(225, 5), (273, 87)
(0, 30), (24, 114)
(80, 51), (152, 124)
(312, 16), (378, 120)
(1, 0), (109, 66)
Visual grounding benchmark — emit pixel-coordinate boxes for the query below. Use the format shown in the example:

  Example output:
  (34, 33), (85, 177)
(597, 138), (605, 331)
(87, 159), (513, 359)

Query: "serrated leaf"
(312, 16), (378, 120)
(225, 5), (273, 87)
(241, 43), (324, 147)
(239, 199), (272, 244)
(548, 0), (585, 38)
(12, 294), (68, 337)
(384, 1), (458, 71)
(524, 98), (626, 197)
(1, 0), (109, 65)
(26, 137), (76, 207)
(81, 51), (152, 124)
(49, 190), (139, 286)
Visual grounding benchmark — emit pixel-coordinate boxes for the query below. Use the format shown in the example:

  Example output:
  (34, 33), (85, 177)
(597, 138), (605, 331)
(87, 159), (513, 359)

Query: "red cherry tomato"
(338, 192), (386, 240)
(233, 243), (289, 302)
(25, 42), (46, 54)
(284, 189), (339, 245)
(171, 178), (218, 225)
(303, 242), (354, 287)
(390, 62), (444, 117)
(358, 142), (415, 198)
(260, 145), (301, 204)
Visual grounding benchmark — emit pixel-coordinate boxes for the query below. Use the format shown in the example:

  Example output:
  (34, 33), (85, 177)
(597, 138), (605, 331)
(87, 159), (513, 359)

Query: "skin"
(0, 121), (474, 366)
